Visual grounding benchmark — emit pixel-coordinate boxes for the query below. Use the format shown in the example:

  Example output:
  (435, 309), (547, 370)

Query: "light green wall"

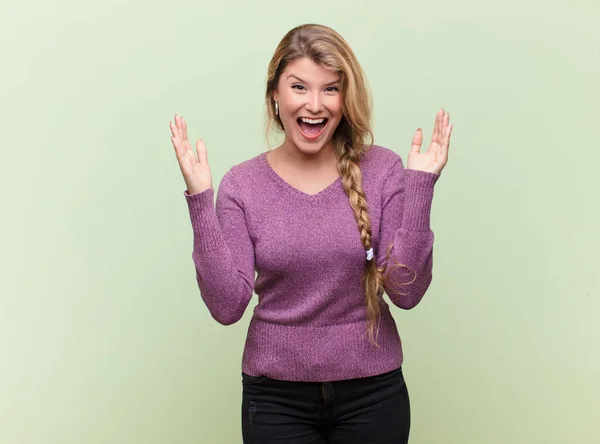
(2, 0), (598, 443)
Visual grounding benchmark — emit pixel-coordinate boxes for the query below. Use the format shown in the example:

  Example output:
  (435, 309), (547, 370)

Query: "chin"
(292, 135), (333, 156)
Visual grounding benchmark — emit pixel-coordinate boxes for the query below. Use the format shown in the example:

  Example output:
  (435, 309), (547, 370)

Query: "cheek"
(279, 107), (297, 129)
(279, 100), (303, 128)
(328, 97), (344, 117)
(282, 95), (303, 113)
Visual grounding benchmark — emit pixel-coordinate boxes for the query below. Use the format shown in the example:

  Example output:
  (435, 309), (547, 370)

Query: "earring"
(275, 100), (279, 116)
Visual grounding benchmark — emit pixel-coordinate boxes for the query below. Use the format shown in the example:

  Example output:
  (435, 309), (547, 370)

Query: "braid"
(338, 149), (384, 346)
(339, 152), (372, 248)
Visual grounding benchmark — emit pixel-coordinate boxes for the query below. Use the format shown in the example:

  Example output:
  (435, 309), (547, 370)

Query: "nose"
(305, 92), (323, 114)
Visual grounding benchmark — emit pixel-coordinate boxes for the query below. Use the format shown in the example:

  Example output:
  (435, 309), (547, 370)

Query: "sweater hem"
(241, 311), (404, 382)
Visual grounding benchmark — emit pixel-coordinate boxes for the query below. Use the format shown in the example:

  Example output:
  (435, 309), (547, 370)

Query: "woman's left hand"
(407, 108), (453, 175)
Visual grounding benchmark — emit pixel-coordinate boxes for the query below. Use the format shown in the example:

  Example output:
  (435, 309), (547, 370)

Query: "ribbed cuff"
(401, 169), (439, 231)
(183, 188), (224, 252)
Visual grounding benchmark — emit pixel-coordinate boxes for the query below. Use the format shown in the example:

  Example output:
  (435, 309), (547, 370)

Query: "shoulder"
(216, 152), (269, 207)
(360, 144), (404, 175)
(220, 152), (265, 187)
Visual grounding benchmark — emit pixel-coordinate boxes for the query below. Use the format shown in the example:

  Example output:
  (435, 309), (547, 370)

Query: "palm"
(407, 109), (453, 175)
(169, 114), (212, 195)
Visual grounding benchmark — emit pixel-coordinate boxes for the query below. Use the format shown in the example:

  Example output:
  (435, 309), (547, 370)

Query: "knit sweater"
(183, 144), (440, 382)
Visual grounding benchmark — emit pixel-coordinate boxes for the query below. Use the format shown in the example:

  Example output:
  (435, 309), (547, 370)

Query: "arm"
(377, 157), (440, 309)
(184, 169), (255, 325)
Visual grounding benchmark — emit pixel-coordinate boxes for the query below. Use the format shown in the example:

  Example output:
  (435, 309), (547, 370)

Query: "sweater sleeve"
(183, 169), (255, 325)
(377, 157), (440, 309)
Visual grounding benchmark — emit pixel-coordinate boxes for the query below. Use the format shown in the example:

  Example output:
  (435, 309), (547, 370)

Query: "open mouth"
(296, 117), (328, 140)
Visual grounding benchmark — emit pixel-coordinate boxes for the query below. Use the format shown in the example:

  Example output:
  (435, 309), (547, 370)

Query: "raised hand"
(169, 114), (213, 195)
(407, 108), (453, 175)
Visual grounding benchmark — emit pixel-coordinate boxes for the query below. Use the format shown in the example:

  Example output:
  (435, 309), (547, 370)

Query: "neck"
(277, 138), (338, 170)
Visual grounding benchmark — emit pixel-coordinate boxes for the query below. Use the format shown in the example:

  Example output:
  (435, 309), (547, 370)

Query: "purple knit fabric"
(184, 144), (440, 382)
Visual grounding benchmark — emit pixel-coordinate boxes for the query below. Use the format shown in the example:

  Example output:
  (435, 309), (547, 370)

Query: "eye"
(291, 84), (306, 90)
(325, 86), (339, 92)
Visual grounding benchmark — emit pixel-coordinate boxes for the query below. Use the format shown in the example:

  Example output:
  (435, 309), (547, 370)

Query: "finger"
(172, 138), (194, 175)
(170, 122), (182, 153)
(174, 116), (192, 155)
(196, 139), (209, 165)
(428, 110), (442, 155)
(170, 120), (191, 163)
(410, 129), (423, 155)
(169, 120), (179, 139)
(182, 116), (189, 142)
(446, 123), (453, 146)
(430, 112), (437, 144)
(173, 115), (181, 140)
(440, 111), (448, 146)
(441, 123), (453, 158)
(443, 111), (450, 142)
(181, 129), (192, 155)
(432, 109), (442, 145)
(170, 122), (186, 151)
(175, 114), (186, 142)
(171, 135), (185, 160)
(438, 108), (445, 142)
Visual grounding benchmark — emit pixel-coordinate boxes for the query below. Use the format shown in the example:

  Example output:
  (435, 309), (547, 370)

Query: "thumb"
(196, 139), (209, 165)
(410, 128), (423, 155)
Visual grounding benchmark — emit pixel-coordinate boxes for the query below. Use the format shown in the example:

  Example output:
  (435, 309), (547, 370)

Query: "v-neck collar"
(260, 151), (342, 199)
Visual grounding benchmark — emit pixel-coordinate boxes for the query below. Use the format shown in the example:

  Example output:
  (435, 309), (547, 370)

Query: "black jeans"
(241, 367), (410, 443)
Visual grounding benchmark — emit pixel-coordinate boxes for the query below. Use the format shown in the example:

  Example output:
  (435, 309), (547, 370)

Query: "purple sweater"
(184, 144), (440, 382)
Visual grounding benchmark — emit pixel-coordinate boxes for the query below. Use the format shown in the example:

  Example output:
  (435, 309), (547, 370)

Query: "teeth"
(300, 117), (326, 124)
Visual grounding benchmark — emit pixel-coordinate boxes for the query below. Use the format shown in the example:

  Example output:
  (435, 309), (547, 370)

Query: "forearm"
(185, 188), (254, 325)
(380, 167), (439, 309)
(383, 228), (434, 309)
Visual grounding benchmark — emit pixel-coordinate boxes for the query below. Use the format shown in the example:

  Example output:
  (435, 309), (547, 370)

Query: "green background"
(2, 0), (598, 442)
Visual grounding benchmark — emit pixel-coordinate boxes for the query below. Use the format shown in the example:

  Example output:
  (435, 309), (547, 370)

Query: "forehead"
(282, 57), (340, 83)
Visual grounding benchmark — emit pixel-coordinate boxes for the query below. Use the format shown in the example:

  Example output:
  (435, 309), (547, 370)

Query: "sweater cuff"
(401, 169), (440, 231)
(183, 188), (224, 251)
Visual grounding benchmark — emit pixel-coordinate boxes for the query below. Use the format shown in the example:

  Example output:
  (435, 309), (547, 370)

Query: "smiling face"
(272, 57), (344, 157)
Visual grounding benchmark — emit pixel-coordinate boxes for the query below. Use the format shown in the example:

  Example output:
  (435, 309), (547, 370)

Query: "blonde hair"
(264, 24), (415, 346)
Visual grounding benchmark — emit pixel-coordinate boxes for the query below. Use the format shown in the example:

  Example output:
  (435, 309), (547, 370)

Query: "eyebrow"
(287, 74), (340, 86)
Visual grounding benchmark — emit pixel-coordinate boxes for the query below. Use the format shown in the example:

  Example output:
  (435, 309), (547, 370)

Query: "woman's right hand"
(170, 114), (213, 195)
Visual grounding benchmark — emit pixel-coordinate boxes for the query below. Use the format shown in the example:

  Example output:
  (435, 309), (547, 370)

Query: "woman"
(169, 23), (452, 444)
